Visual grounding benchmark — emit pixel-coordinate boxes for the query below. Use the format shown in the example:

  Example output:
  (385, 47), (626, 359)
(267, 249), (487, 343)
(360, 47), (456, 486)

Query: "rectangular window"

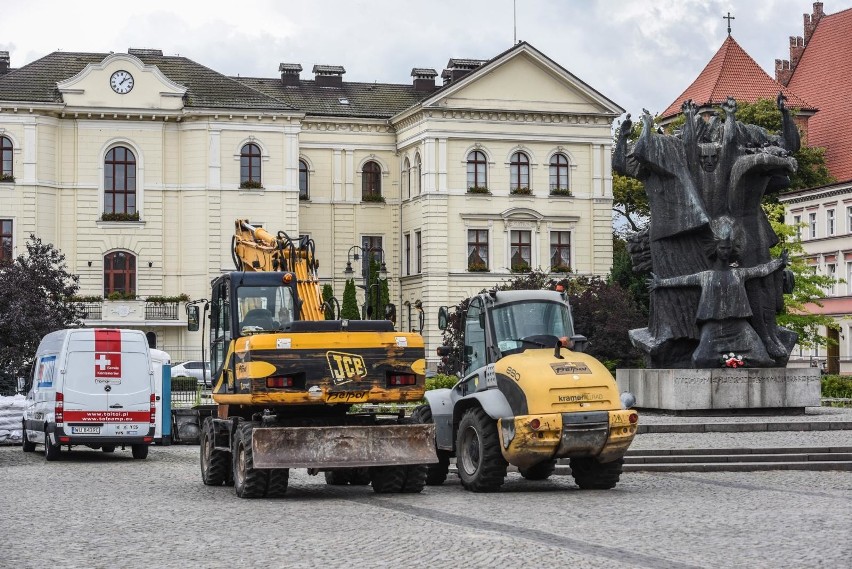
(404, 233), (411, 276)
(0, 219), (12, 261)
(550, 231), (571, 271)
(361, 235), (383, 277)
(415, 231), (422, 274)
(510, 230), (532, 271)
(847, 206), (852, 233)
(827, 209), (835, 236)
(467, 229), (489, 271)
(793, 215), (801, 240)
(846, 262), (852, 295)
(809, 212), (817, 239)
(827, 263), (836, 296)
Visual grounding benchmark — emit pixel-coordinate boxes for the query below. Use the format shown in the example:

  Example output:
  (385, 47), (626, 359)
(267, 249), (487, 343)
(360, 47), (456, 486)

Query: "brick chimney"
(440, 58), (486, 85)
(789, 36), (805, 69)
(775, 59), (793, 86)
(312, 64), (345, 87)
(804, 2), (825, 44)
(411, 68), (437, 92)
(279, 63), (302, 86)
(0, 51), (9, 75)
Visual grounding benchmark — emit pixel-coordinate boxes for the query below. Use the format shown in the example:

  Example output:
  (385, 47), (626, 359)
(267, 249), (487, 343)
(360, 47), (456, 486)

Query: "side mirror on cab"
(187, 305), (200, 332)
(437, 306), (449, 330)
(570, 334), (589, 353)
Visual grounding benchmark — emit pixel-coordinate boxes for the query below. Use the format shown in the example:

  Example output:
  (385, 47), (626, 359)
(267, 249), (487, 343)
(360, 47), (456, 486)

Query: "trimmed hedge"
(822, 375), (852, 398)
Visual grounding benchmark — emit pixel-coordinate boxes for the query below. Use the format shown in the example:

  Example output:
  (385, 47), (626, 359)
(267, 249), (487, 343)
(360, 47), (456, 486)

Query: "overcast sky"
(0, 0), (826, 119)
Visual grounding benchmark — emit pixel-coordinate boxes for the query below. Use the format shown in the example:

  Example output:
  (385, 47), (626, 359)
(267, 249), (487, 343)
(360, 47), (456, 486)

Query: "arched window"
(104, 251), (136, 296)
(510, 151), (530, 192)
(0, 136), (13, 181)
(299, 159), (309, 200)
(549, 153), (570, 194)
(362, 160), (382, 201)
(467, 150), (487, 191)
(414, 153), (422, 195)
(402, 157), (410, 199)
(104, 146), (136, 215)
(240, 143), (262, 187)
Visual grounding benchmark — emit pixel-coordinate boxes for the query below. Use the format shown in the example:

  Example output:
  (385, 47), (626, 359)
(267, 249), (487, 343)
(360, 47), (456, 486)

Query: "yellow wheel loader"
(190, 220), (436, 498)
(413, 289), (638, 492)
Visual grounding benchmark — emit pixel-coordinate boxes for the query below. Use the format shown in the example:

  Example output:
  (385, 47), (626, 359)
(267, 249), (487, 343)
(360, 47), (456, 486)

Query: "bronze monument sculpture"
(614, 94), (798, 369)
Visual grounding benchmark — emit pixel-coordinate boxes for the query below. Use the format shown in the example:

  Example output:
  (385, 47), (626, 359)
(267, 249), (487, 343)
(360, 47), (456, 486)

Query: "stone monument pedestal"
(615, 368), (821, 411)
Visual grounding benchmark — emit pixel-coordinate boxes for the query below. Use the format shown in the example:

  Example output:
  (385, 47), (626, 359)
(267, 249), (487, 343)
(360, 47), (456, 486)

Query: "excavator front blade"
(251, 424), (438, 469)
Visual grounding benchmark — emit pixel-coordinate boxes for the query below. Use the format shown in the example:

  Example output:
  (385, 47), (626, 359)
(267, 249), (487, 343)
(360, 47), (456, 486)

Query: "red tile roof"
(787, 7), (852, 182)
(660, 36), (814, 121)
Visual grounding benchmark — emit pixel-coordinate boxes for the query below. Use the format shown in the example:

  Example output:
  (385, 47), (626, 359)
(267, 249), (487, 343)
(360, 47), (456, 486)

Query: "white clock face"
(110, 70), (134, 94)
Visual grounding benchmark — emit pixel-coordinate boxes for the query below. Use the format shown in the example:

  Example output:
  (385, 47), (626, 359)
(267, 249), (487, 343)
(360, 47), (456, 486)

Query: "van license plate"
(71, 426), (100, 434)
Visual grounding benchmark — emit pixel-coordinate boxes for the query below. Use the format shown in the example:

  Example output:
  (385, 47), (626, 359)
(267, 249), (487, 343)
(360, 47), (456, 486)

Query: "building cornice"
(394, 107), (616, 131)
(779, 183), (852, 205)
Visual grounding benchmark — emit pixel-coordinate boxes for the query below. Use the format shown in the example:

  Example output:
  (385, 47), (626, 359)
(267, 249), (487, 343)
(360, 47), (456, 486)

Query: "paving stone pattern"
(2, 442), (850, 568)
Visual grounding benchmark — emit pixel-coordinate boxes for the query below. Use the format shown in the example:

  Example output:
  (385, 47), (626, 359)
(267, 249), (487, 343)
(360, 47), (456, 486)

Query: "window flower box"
(549, 188), (572, 197)
(550, 265), (571, 274)
(467, 186), (490, 195)
(510, 187), (532, 196)
(0, 173), (14, 183)
(239, 180), (264, 190)
(362, 194), (386, 203)
(467, 262), (489, 272)
(100, 211), (140, 222)
(511, 263), (531, 273)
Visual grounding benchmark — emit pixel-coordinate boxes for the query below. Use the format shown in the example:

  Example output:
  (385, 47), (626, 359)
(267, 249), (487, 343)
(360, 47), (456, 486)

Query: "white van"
(22, 328), (156, 460)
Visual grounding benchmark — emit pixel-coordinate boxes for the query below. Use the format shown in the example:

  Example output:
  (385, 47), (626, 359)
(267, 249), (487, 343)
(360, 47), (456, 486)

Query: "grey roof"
(128, 48), (163, 57)
(234, 77), (431, 119)
(446, 58), (487, 69)
(0, 51), (294, 111)
(278, 63), (302, 72)
(411, 68), (438, 77)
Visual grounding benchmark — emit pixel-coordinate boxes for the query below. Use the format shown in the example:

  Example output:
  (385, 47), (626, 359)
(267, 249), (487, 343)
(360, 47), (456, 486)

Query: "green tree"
(321, 283), (335, 319)
(609, 235), (649, 316)
(340, 279), (360, 320)
(0, 235), (81, 394)
(366, 257), (389, 320)
(765, 203), (840, 348)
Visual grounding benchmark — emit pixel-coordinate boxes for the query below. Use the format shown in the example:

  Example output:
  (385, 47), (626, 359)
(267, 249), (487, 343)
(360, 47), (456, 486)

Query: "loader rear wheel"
(349, 468), (371, 486)
(324, 469), (352, 485)
(400, 463), (428, 493)
(266, 468), (290, 498)
(456, 407), (507, 492)
(519, 459), (557, 481)
(370, 465), (405, 493)
(233, 422), (270, 499)
(570, 457), (624, 490)
(411, 404), (450, 485)
(200, 417), (230, 486)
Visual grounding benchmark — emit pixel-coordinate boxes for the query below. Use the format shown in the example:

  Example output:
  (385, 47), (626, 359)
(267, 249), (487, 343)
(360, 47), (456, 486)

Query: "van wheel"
(232, 422), (269, 499)
(570, 457), (623, 490)
(22, 427), (36, 452)
(456, 407), (507, 492)
(131, 444), (149, 459)
(101, 445), (116, 453)
(44, 430), (61, 461)
(200, 417), (230, 486)
(411, 404), (451, 485)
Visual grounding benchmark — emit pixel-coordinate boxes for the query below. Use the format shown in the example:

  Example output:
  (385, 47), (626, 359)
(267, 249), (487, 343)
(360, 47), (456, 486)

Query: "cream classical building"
(0, 43), (622, 364)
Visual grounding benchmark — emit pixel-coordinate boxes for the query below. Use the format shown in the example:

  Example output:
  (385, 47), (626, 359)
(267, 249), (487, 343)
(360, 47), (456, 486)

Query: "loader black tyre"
(410, 404), (451, 485)
(400, 463), (428, 493)
(233, 422), (270, 499)
(456, 407), (507, 492)
(570, 457), (624, 490)
(200, 417), (230, 486)
(349, 468), (371, 486)
(324, 469), (352, 485)
(370, 465), (406, 493)
(519, 459), (557, 481)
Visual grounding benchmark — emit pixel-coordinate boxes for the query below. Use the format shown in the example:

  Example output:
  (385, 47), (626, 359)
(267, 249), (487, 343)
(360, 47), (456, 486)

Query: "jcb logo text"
(326, 351), (367, 385)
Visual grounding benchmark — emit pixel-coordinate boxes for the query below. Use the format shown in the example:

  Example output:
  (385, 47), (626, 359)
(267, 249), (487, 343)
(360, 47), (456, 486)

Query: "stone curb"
(637, 421), (852, 434)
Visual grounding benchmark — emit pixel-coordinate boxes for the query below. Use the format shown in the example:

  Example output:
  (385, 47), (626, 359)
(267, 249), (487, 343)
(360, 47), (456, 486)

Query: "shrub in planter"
(145, 294), (190, 304)
(362, 194), (386, 203)
(106, 290), (137, 301)
(468, 262), (489, 272)
(510, 187), (532, 195)
(549, 188), (572, 197)
(101, 211), (140, 222)
(511, 263), (531, 273)
(0, 173), (14, 183)
(239, 179), (264, 189)
(467, 186), (490, 194)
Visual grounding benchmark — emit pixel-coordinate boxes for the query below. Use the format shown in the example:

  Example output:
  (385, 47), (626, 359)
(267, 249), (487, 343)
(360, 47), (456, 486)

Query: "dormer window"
(338, 97), (350, 105)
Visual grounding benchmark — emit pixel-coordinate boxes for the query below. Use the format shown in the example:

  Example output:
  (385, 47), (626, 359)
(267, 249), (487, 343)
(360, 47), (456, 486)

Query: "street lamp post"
(343, 245), (387, 320)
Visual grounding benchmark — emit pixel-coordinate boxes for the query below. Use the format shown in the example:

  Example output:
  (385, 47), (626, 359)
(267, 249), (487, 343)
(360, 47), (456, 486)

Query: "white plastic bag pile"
(0, 394), (26, 444)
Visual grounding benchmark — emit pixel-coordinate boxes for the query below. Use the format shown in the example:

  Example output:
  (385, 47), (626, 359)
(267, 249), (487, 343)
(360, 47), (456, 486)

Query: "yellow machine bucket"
(251, 424), (438, 469)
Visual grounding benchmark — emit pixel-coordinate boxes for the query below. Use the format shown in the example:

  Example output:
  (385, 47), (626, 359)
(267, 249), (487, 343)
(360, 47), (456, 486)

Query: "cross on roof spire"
(723, 11), (735, 36)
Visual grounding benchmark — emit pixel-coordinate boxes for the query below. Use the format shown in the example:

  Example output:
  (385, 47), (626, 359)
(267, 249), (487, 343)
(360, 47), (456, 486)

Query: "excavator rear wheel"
(369, 465), (405, 493)
(233, 422), (270, 499)
(456, 407), (507, 492)
(570, 457), (624, 490)
(200, 416), (230, 486)
(411, 404), (451, 485)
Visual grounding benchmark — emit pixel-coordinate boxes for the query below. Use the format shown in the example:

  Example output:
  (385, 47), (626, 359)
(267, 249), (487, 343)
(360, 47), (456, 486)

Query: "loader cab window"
(237, 285), (295, 335)
(463, 298), (487, 375)
(491, 300), (574, 355)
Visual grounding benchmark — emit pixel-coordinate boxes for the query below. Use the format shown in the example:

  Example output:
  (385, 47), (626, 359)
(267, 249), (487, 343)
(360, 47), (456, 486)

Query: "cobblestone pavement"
(2, 445), (850, 568)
